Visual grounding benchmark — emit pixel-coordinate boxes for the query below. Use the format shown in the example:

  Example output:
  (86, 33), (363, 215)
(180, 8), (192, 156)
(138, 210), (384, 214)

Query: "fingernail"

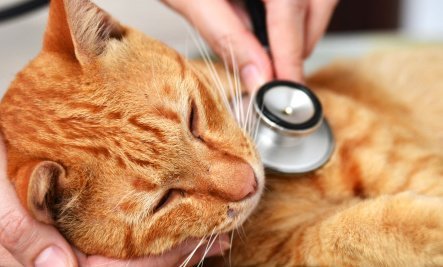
(35, 246), (69, 267)
(241, 64), (265, 92)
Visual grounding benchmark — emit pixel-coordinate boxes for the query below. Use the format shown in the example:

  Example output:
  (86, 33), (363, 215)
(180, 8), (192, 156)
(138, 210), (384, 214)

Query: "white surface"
(0, 6), (46, 94)
(401, 0), (443, 37)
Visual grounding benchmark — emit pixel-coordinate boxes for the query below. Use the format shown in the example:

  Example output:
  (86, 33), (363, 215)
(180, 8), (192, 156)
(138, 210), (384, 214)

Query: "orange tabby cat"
(0, 0), (263, 259)
(1, 0), (443, 266)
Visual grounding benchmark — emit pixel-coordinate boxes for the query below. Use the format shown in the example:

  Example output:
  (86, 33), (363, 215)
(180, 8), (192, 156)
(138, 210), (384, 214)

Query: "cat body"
(1, 0), (443, 266)
(229, 50), (443, 266)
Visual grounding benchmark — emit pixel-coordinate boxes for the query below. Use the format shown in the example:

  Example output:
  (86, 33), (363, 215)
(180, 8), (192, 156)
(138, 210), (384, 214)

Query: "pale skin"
(163, 0), (338, 91)
(0, 0), (337, 265)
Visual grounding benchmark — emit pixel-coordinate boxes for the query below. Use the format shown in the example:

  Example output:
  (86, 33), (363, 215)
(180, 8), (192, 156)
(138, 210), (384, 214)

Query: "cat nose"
(221, 163), (258, 202)
(191, 160), (258, 202)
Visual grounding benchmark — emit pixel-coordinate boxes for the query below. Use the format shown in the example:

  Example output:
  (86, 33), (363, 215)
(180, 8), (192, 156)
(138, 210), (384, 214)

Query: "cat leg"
(300, 192), (443, 267)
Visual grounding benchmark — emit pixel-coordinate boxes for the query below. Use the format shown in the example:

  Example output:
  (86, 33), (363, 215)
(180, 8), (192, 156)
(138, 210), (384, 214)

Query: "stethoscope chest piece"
(254, 81), (335, 174)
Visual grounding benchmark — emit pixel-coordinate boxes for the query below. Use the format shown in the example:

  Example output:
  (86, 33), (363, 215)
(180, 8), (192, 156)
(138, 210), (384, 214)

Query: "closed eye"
(153, 189), (184, 213)
(189, 100), (202, 141)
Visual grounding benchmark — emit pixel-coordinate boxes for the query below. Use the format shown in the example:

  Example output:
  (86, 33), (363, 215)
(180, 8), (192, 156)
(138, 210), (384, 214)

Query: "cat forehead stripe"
(128, 115), (167, 143)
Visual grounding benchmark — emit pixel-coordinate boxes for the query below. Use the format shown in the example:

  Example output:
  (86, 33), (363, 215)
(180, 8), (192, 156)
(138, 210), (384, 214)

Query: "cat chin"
(222, 191), (263, 232)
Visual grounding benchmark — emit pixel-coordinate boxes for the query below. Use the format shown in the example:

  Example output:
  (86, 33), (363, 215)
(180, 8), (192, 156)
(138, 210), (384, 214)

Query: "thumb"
(0, 139), (77, 267)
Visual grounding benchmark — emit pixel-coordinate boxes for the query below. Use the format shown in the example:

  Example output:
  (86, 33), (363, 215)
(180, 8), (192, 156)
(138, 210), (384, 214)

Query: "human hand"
(75, 236), (229, 267)
(163, 0), (338, 92)
(0, 138), (229, 267)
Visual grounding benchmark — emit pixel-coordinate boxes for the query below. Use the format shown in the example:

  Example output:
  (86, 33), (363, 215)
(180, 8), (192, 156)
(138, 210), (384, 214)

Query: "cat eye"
(189, 101), (203, 141)
(153, 189), (185, 213)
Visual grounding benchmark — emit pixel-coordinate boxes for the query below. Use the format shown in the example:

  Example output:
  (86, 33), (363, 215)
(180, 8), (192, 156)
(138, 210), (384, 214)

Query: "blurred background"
(1, 0), (443, 94)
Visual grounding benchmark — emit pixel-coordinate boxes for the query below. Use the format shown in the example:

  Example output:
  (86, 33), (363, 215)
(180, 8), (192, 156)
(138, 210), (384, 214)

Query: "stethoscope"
(0, 0), (49, 22)
(246, 0), (335, 174)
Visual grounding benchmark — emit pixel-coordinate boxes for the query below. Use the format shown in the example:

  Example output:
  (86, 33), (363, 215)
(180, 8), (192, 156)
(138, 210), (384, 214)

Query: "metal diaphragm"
(253, 81), (335, 174)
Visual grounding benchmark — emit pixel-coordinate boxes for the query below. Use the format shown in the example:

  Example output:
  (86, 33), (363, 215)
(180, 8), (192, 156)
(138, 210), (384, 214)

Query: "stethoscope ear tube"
(245, 0), (269, 48)
(0, 0), (49, 22)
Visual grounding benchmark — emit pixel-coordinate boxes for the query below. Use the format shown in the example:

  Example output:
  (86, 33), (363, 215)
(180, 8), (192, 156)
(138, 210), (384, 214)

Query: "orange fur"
(1, 0), (443, 265)
(226, 50), (443, 266)
(0, 0), (263, 258)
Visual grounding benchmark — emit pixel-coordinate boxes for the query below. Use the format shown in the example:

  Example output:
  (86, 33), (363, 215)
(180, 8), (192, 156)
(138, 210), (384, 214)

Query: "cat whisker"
(239, 225), (247, 241)
(187, 26), (252, 132)
(241, 92), (262, 141)
(179, 236), (207, 267)
(248, 110), (257, 138)
(229, 230), (234, 267)
(234, 223), (246, 245)
(197, 230), (219, 267)
(235, 223), (246, 243)
(226, 40), (246, 129)
(186, 27), (231, 112)
(224, 42), (241, 125)
(194, 229), (215, 267)
(221, 47), (237, 120)
(252, 114), (263, 143)
(244, 92), (255, 135)
(231, 45), (244, 128)
(215, 233), (230, 267)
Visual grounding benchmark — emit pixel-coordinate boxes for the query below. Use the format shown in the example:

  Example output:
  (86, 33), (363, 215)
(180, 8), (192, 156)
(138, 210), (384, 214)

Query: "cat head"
(0, 0), (264, 258)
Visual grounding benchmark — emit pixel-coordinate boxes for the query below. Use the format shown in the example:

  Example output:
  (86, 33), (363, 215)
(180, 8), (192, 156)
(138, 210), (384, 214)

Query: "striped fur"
(2, 0), (443, 265)
(0, 0), (263, 258)
(227, 49), (443, 266)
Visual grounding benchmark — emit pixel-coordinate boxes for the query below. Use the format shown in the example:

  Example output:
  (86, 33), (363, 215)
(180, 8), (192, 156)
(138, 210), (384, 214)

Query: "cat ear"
(43, 0), (126, 64)
(14, 161), (66, 224)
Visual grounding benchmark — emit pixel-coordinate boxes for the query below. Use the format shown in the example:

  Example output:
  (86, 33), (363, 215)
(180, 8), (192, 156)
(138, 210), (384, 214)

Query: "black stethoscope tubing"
(0, 0), (49, 23)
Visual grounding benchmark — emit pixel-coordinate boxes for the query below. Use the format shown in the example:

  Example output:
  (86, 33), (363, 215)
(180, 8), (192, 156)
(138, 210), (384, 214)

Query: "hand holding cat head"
(0, 137), (230, 267)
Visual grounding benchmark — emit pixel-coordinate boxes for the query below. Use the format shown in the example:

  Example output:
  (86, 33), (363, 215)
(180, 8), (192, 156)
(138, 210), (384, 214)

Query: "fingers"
(0, 139), (77, 267)
(0, 245), (21, 267)
(79, 235), (230, 267)
(304, 0), (338, 57)
(163, 0), (273, 92)
(265, 0), (308, 83)
(163, 0), (337, 89)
